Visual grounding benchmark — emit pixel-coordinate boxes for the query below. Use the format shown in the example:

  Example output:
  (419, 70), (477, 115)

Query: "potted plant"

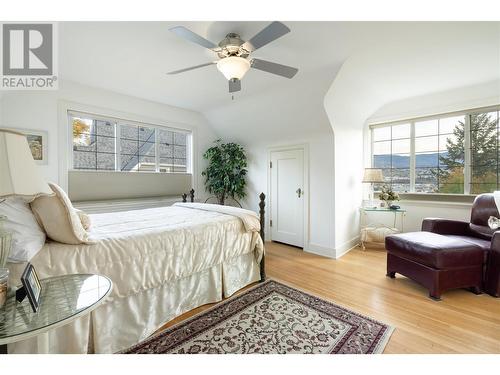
(202, 140), (247, 205)
(379, 185), (400, 208)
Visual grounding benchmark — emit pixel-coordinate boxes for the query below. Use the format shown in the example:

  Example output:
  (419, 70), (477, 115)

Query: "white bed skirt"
(8, 252), (261, 354)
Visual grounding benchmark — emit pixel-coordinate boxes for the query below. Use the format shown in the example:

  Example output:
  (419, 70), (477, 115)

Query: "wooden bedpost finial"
(190, 189), (195, 203)
(259, 193), (265, 242)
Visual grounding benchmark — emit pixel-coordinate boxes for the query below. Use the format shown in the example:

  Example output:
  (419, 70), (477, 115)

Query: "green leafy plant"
(202, 140), (247, 205)
(439, 112), (497, 194)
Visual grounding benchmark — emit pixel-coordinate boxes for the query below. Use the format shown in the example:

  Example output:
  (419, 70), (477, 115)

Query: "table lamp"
(0, 129), (52, 267)
(362, 168), (384, 208)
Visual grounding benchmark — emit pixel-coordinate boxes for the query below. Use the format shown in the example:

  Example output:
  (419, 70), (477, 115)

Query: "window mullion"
(116, 123), (121, 172)
(155, 126), (160, 173)
(410, 121), (415, 192)
(464, 114), (471, 194)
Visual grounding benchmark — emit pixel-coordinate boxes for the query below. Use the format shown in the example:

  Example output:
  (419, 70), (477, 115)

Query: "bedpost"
(182, 193), (187, 203)
(190, 189), (195, 203)
(259, 192), (266, 281)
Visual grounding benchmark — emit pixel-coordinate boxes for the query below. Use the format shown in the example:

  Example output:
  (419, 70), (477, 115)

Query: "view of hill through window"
(372, 109), (499, 194)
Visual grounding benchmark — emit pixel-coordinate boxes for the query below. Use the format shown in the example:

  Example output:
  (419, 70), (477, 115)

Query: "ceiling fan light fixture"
(216, 56), (250, 81)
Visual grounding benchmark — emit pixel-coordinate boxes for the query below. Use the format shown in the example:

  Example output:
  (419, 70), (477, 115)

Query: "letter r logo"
(2, 24), (53, 75)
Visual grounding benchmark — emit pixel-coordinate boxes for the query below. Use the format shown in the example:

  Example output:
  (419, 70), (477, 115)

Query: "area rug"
(122, 279), (394, 354)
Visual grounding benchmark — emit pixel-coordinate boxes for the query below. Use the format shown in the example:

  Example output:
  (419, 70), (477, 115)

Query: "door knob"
(296, 188), (302, 198)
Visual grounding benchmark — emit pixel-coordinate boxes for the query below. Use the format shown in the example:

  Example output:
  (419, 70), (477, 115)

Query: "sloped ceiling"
(325, 22), (500, 130)
(59, 22), (500, 144)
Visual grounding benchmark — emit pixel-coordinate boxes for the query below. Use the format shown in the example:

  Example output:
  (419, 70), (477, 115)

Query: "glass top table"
(0, 274), (112, 347)
(361, 207), (407, 212)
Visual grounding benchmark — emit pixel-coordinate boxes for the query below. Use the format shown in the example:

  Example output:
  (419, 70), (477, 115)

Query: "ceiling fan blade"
(167, 62), (216, 75)
(229, 78), (241, 93)
(250, 59), (298, 79)
(169, 26), (219, 50)
(242, 22), (290, 52)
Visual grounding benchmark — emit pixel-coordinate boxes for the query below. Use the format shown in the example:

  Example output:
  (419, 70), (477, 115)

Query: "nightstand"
(0, 274), (112, 354)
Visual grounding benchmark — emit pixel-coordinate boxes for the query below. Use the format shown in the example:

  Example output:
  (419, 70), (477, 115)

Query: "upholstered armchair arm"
(421, 218), (471, 235)
(485, 231), (500, 297)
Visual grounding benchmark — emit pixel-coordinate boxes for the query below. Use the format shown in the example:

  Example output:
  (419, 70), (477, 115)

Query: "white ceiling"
(59, 22), (500, 143)
(59, 22), (362, 112)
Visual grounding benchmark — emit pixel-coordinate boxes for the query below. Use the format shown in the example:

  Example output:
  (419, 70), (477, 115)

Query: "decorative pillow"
(488, 216), (500, 230)
(30, 183), (95, 245)
(75, 209), (92, 231)
(0, 197), (46, 263)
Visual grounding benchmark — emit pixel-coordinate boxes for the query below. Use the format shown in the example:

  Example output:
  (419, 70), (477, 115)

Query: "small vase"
(385, 200), (393, 208)
(0, 215), (12, 268)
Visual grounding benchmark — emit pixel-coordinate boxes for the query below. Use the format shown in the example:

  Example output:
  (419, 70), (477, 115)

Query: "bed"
(7, 192), (267, 354)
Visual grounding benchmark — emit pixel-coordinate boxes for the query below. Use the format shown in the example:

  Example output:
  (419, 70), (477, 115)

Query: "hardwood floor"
(158, 241), (500, 353)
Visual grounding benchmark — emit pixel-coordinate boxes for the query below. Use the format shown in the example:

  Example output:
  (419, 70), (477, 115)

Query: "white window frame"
(68, 110), (193, 174)
(370, 105), (500, 195)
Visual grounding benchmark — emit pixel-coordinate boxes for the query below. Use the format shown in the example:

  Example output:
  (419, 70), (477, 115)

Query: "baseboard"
(334, 236), (360, 259)
(303, 237), (359, 259)
(304, 242), (335, 258)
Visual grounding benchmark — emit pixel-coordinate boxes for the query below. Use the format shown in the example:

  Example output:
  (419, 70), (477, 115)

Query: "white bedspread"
(173, 202), (261, 232)
(9, 205), (264, 300)
(8, 204), (264, 353)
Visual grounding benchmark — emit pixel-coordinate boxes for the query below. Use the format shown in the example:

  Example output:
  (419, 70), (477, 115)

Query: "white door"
(270, 148), (304, 247)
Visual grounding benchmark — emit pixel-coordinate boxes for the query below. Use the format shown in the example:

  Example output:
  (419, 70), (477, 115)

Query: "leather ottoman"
(385, 232), (485, 300)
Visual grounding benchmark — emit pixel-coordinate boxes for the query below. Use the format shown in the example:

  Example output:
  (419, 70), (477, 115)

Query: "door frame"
(267, 143), (310, 248)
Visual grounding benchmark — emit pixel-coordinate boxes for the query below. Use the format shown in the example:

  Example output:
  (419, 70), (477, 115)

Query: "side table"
(0, 274), (112, 354)
(360, 207), (407, 249)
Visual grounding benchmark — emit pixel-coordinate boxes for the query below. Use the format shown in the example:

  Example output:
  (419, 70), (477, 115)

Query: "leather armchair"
(485, 232), (500, 297)
(421, 193), (500, 297)
(421, 218), (472, 236)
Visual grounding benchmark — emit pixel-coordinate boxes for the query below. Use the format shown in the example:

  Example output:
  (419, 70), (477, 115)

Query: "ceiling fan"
(167, 22), (299, 93)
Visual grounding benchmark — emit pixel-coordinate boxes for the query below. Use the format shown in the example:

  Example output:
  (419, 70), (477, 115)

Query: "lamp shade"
(0, 129), (52, 198)
(362, 168), (384, 183)
(216, 56), (251, 80)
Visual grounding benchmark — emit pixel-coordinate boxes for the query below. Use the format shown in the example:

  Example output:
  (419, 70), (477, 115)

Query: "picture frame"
(20, 263), (43, 313)
(5, 127), (48, 165)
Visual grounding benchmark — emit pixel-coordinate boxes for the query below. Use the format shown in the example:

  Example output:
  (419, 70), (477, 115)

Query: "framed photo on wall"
(6, 128), (48, 165)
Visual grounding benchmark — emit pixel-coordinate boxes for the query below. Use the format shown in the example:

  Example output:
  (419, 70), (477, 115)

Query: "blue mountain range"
(374, 152), (449, 168)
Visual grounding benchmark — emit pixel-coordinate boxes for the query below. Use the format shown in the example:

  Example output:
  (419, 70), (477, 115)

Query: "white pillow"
(0, 197), (46, 263)
(30, 183), (94, 245)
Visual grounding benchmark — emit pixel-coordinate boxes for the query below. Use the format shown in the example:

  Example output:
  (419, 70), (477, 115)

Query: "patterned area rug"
(122, 280), (394, 354)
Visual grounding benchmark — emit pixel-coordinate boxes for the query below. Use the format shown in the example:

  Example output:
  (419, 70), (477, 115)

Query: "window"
(470, 110), (500, 193)
(70, 112), (191, 173)
(372, 123), (411, 192)
(371, 106), (499, 194)
(414, 116), (465, 194)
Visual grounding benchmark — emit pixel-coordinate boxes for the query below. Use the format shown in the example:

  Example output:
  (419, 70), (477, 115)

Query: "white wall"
(204, 67), (338, 257)
(331, 127), (364, 255)
(0, 80), (218, 200)
(323, 58), (380, 257)
(241, 131), (335, 256)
